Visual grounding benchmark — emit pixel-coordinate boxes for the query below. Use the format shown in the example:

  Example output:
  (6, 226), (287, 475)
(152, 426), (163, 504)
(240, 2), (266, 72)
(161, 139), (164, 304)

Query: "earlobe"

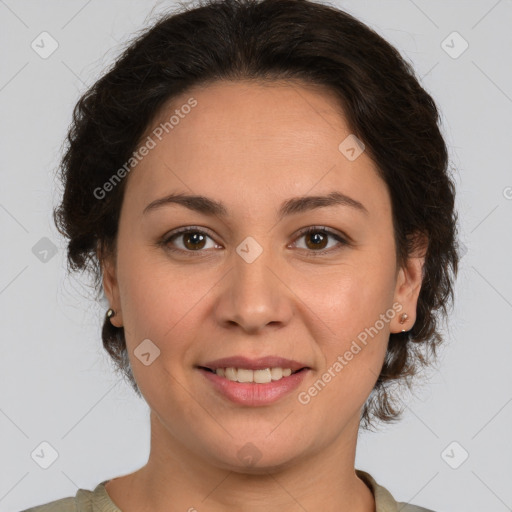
(99, 248), (123, 328)
(392, 232), (428, 334)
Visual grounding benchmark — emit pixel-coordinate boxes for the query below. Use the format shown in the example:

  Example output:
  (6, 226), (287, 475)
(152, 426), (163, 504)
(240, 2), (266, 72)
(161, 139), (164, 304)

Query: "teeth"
(214, 367), (295, 383)
(270, 367), (282, 381)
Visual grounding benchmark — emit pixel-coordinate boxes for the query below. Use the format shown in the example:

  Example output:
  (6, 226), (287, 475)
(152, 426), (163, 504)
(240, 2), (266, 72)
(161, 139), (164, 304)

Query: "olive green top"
(21, 469), (436, 511)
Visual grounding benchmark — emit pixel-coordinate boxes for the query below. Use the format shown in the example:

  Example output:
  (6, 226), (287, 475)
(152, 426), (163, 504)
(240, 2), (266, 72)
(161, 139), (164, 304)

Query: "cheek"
(299, 250), (397, 404)
(115, 245), (183, 340)
(115, 249), (203, 405)
(303, 258), (397, 341)
(115, 244), (219, 367)
(296, 269), (395, 419)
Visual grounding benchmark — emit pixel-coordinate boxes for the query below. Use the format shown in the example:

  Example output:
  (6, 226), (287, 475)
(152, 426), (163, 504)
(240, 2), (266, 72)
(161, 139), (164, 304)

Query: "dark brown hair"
(54, 0), (460, 430)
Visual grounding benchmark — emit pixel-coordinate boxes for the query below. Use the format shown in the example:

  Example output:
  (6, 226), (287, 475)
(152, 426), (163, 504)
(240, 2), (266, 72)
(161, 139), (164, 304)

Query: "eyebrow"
(142, 190), (369, 219)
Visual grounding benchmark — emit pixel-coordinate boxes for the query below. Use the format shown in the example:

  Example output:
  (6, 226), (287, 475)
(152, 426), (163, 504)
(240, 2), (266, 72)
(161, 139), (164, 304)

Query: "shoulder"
(20, 480), (118, 512)
(356, 469), (438, 512)
(20, 496), (76, 512)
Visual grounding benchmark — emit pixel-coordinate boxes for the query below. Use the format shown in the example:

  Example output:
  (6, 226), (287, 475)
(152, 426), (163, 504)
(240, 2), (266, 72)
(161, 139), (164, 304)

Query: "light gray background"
(1, 0), (511, 511)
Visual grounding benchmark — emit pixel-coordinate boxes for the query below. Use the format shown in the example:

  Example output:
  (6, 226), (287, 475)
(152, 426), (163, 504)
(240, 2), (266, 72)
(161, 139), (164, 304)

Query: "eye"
(162, 226), (219, 254)
(291, 226), (348, 255)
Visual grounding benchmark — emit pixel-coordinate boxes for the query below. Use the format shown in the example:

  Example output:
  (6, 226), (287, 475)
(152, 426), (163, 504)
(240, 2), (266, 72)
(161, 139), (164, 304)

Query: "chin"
(213, 449), (302, 475)
(199, 433), (307, 474)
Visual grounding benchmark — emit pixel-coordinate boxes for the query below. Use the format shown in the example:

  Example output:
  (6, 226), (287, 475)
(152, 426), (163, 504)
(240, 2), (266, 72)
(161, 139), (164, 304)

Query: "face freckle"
(105, 79), (412, 473)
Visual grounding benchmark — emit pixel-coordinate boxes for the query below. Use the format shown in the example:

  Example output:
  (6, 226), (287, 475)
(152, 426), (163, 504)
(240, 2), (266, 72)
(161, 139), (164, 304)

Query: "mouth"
(196, 365), (311, 406)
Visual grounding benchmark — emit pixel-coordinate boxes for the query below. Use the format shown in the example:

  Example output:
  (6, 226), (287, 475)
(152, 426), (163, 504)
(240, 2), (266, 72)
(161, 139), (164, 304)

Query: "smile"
(197, 366), (310, 406)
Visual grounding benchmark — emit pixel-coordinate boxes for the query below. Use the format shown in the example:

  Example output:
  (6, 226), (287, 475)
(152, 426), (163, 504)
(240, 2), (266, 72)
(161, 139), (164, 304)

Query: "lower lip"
(198, 368), (310, 406)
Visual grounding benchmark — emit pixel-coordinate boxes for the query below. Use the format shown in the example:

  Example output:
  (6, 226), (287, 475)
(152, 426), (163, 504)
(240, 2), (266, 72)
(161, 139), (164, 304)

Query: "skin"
(101, 80), (426, 511)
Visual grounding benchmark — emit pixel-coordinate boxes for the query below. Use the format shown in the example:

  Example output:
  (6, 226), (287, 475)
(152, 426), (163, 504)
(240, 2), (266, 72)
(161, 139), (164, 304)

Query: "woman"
(24, 0), (459, 510)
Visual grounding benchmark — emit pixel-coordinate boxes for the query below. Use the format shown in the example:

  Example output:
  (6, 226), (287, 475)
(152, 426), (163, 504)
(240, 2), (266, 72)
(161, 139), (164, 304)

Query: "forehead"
(123, 80), (390, 219)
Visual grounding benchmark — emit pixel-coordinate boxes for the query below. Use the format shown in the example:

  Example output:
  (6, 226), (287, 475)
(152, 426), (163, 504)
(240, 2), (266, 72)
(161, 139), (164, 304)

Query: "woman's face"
(103, 80), (424, 472)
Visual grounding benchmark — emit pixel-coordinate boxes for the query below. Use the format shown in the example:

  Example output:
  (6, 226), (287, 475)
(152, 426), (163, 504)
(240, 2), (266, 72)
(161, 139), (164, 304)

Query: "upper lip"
(199, 356), (310, 372)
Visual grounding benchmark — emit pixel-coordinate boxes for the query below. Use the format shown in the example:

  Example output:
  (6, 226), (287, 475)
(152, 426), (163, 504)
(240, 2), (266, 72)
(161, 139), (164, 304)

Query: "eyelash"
(160, 225), (349, 257)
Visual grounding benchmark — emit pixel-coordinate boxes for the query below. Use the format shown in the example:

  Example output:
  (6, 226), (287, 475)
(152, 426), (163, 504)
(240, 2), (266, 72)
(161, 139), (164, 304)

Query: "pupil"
(185, 233), (205, 250)
(307, 232), (327, 249)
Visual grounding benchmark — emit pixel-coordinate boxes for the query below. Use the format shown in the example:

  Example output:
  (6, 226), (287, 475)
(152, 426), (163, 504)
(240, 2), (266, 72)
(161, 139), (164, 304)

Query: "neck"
(105, 410), (375, 512)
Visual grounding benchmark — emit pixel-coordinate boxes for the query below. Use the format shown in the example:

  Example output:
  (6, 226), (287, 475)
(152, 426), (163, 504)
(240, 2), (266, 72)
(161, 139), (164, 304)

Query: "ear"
(98, 243), (123, 328)
(392, 231), (428, 334)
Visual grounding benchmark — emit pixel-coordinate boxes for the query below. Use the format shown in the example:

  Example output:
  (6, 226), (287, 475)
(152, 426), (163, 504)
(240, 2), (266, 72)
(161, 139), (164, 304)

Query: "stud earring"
(399, 312), (409, 332)
(106, 308), (115, 319)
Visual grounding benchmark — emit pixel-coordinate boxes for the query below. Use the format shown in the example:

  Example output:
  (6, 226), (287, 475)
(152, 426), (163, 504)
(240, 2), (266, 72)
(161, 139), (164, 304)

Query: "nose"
(213, 243), (294, 334)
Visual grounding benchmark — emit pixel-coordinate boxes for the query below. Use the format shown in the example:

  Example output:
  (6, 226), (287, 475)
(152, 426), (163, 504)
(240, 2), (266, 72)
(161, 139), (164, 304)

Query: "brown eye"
(163, 227), (218, 253)
(293, 227), (348, 255)
(161, 225), (348, 257)
(304, 230), (329, 250)
(181, 232), (207, 250)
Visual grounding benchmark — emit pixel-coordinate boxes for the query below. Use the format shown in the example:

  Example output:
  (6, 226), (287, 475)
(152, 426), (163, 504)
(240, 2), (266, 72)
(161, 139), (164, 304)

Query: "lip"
(199, 356), (309, 372)
(198, 367), (310, 406)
